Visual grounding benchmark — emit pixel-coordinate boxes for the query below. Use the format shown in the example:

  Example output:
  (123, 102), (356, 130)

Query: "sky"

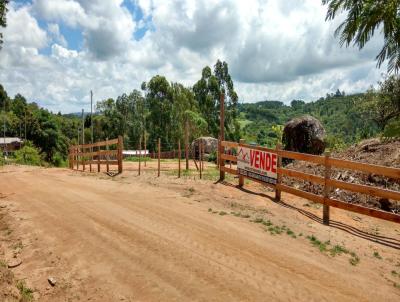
(0, 0), (386, 113)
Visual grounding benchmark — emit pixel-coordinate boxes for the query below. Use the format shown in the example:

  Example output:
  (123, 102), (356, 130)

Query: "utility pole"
(81, 109), (85, 145)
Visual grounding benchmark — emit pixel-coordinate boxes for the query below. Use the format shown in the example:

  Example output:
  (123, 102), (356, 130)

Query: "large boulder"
(283, 115), (326, 155)
(191, 137), (218, 159)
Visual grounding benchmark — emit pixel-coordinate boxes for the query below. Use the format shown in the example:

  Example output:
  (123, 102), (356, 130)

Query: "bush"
(208, 150), (217, 162)
(14, 143), (42, 166)
(383, 119), (400, 139)
(52, 152), (67, 167)
(0, 156), (4, 166)
(325, 135), (347, 152)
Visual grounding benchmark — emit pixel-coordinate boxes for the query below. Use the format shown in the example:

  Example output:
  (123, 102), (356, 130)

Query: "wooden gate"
(68, 136), (123, 174)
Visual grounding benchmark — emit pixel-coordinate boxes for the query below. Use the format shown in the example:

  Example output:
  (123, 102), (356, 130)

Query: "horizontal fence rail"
(219, 140), (400, 224)
(68, 136), (123, 174)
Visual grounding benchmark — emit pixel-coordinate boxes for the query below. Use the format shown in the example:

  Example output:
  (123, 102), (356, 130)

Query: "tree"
(193, 60), (239, 140)
(323, 0), (400, 73)
(361, 75), (400, 130)
(0, 0), (9, 49)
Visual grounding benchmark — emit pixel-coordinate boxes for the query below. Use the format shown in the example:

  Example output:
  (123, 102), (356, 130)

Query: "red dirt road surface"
(1, 165), (400, 301)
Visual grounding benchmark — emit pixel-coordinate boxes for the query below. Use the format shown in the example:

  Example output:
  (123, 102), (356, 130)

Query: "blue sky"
(0, 0), (385, 113)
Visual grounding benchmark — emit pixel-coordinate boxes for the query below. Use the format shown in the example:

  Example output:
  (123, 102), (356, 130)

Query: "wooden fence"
(69, 136), (123, 174)
(219, 140), (400, 224)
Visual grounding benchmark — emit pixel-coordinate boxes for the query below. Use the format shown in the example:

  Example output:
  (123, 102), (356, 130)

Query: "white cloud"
(0, 0), (386, 113)
(48, 23), (67, 47)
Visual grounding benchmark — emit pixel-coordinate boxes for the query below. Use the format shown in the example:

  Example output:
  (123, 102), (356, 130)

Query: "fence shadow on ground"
(216, 180), (400, 250)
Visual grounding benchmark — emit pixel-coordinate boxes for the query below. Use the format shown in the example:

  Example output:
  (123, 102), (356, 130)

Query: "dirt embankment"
(283, 138), (400, 213)
(0, 165), (399, 301)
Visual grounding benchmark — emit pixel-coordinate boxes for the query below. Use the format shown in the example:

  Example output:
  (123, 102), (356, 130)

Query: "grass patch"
(16, 280), (34, 301)
(219, 211), (227, 216)
(306, 235), (359, 266)
(373, 251), (382, 259)
(208, 208), (212, 212)
(124, 156), (152, 162)
(349, 252), (360, 266)
(307, 235), (329, 252)
(0, 259), (7, 268)
(329, 245), (349, 257)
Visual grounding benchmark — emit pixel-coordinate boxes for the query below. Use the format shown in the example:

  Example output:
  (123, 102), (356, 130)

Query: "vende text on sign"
(237, 146), (277, 185)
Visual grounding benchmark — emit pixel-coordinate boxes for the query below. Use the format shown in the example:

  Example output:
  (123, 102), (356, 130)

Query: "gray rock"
(282, 115), (326, 155)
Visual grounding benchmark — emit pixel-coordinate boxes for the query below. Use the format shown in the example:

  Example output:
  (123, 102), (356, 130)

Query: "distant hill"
(238, 93), (379, 148)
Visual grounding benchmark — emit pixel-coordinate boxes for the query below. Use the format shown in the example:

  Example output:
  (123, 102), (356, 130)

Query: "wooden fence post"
(118, 135), (123, 174)
(139, 136), (142, 176)
(76, 147), (79, 170)
(239, 139), (245, 187)
(144, 134), (147, 167)
(158, 138), (161, 177)
(83, 145), (86, 171)
(199, 140), (202, 179)
(106, 138), (109, 172)
(97, 145), (100, 172)
(275, 143), (282, 201)
(323, 151), (331, 225)
(90, 144), (92, 172)
(202, 140), (205, 172)
(178, 140), (181, 178)
(219, 93), (225, 181)
(216, 136), (220, 169)
(185, 119), (189, 170)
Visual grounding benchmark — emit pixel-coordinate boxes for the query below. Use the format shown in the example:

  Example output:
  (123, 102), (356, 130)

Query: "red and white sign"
(237, 146), (277, 185)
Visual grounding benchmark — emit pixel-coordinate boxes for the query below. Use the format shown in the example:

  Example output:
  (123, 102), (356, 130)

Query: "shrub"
(208, 150), (217, 162)
(52, 152), (66, 167)
(383, 119), (400, 139)
(14, 143), (42, 166)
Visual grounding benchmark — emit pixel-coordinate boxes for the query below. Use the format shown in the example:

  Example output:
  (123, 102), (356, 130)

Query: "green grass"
(16, 280), (34, 301)
(306, 235), (359, 266)
(329, 245), (349, 257)
(373, 251), (382, 259)
(238, 119), (253, 129)
(307, 235), (329, 252)
(124, 156), (152, 162)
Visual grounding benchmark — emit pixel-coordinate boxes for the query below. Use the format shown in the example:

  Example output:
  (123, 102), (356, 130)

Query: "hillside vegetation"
(1, 66), (399, 165)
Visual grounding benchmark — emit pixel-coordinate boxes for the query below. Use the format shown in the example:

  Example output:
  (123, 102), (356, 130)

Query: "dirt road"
(1, 165), (400, 301)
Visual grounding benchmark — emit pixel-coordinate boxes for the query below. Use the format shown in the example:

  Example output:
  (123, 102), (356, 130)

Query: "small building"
(0, 137), (23, 154)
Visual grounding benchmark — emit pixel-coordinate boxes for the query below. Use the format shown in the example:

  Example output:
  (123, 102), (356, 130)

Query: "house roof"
(0, 137), (23, 144)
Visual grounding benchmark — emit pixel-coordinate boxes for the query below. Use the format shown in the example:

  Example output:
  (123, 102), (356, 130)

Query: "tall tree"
(193, 60), (239, 140)
(323, 0), (400, 73)
(0, 0), (9, 49)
